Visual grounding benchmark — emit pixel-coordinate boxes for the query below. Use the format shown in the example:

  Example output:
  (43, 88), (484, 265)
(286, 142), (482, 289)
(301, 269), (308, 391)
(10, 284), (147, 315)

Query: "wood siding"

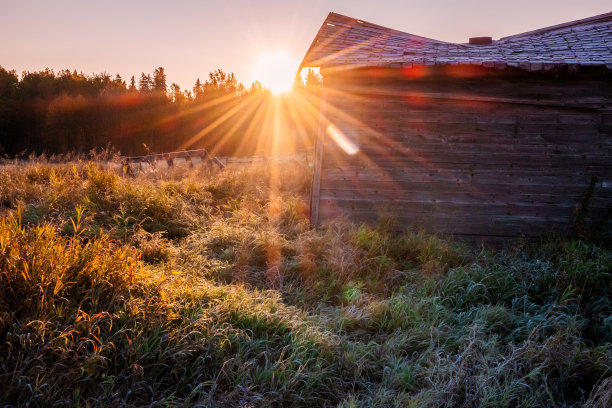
(312, 69), (612, 239)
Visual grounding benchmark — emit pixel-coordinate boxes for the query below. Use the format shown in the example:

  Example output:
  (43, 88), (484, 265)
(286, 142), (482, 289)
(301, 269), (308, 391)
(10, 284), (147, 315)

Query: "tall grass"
(0, 159), (611, 407)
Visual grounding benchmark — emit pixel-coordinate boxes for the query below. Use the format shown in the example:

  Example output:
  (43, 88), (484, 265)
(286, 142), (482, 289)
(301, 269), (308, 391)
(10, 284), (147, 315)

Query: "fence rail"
(123, 149), (313, 173)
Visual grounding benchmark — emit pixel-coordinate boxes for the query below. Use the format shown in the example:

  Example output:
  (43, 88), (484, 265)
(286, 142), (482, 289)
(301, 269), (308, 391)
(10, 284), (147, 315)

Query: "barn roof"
(299, 11), (612, 72)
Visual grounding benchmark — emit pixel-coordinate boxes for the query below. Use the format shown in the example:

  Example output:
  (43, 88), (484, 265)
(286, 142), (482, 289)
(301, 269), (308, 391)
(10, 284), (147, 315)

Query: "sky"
(1, 0), (610, 90)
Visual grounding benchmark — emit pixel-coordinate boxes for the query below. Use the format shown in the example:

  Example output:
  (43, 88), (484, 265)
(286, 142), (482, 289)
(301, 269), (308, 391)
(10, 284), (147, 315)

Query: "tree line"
(0, 66), (321, 157)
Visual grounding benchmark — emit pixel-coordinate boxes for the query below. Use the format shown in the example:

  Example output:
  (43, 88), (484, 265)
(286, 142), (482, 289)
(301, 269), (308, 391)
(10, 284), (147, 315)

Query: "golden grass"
(0, 158), (611, 407)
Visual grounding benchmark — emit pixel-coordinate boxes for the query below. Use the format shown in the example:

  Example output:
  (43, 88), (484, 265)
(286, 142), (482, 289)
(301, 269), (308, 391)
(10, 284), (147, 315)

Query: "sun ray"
(154, 91), (239, 130)
(178, 91), (260, 151)
(282, 91), (315, 149)
(232, 93), (270, 156)
(207, 92), (267, 156)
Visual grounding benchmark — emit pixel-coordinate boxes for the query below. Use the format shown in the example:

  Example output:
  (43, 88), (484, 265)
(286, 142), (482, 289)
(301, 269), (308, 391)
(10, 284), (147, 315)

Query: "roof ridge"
(500, 10), (612, 41)
(326, 12), (449, 44)
(298, 12), (336, 71)
(299, 11), (612, 72)
(299, 11), (446, 71)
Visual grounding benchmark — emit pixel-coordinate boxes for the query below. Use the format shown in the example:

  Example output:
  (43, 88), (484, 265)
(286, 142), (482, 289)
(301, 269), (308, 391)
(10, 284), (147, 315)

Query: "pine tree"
(183, 89), (193, 103)
(170, 83), (184, 104)
(114, 74), (126, 89)
(304, 69), (322, 88)
(138, 73), (152, 92)
(204, 69), (241, 95)
(249, 80), (263, 94)
(152, 67), (167, 95)
(128, 75), (136, 91)
(193, 78), (202, 99)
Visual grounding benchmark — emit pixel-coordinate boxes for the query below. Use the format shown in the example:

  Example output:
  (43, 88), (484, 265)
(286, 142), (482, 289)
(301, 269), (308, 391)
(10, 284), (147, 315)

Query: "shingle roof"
(299, 11), (612, 72)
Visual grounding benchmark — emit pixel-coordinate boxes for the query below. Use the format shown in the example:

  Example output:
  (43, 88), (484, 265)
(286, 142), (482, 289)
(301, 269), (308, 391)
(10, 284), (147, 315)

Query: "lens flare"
(326, 124), (359, 155)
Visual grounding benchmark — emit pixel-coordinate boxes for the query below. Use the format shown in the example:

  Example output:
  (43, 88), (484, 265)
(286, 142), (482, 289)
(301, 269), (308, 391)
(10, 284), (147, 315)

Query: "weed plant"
(0, 158), (611, 407)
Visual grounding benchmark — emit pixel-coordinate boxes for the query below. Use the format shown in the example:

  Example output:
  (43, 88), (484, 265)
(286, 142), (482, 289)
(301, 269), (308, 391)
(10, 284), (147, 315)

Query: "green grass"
(0, 158), (611, 407)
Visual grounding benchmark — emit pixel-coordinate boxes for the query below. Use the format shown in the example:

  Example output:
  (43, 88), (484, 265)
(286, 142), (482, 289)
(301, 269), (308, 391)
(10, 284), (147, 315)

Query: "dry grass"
(0, 158), (611, 407)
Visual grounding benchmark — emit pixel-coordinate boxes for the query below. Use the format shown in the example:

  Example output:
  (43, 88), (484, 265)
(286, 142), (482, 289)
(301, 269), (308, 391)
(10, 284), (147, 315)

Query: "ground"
(0, 158), (611, 407)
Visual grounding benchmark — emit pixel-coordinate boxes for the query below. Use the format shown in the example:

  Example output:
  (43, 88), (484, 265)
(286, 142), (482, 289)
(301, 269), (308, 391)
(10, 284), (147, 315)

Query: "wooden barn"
(300, 12), (612, 240)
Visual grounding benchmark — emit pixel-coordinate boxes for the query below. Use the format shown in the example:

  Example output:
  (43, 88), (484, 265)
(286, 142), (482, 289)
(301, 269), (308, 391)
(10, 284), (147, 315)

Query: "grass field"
(1, 158), (611, 407)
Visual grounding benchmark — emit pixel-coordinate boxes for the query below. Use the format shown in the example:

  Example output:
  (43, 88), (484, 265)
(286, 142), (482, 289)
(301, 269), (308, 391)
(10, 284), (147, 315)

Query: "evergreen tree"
(114, 74), (126, 89)
(138, 73), (152, 92)
(249, 80), (263, 94)
(153, 67), (167, 95)
(170, 83), (184, 104)
(193, 78), (202, 99)
(183, 89), (193, 103)
(304, 68), (322, 88)
(0, 67), (19, 152)
(128, 75), (137, 91)
(204, 69), (243, 97)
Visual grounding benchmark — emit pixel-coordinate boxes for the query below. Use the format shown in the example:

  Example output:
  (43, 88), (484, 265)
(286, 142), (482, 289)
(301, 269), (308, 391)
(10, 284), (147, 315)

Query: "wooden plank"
(321, 150), (612, 167)
(321, 160), (612, 175)
(328, 88), (608, 109)
(342, 121), (610, 136)
(334, 118), (607, 139)
(321, 176), (589, 193)
(319, 184), (612, 201)
(337, 95), (607, 112)
(317, 203), (575, 237)
(321, 161), (610, 174)
(319, 194), (611, 215)
(318, 197), (586, 217)
(335, 140), (612, 156)
(321, 171), (611, 189)
(322, 125), (609, 145)
(309, 90), (327, 228)
(317, 204), (575, 225)
(326, 77), (612, 109)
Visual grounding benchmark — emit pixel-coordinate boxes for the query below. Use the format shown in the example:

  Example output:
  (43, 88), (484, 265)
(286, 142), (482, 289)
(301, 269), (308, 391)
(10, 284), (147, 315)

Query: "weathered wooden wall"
(312, 67), (612, 239)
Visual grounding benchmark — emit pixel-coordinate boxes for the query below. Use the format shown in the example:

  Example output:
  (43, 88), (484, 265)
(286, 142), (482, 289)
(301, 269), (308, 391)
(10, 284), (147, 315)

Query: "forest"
(0, 66), (321, 157)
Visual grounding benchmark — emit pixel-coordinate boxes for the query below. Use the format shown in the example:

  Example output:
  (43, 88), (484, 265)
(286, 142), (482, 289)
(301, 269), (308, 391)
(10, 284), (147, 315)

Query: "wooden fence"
(123, 149), (313, 174)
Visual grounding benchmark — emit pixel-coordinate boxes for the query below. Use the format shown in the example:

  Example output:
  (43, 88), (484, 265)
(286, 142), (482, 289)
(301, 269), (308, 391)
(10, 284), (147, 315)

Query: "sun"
(252, 52), (297, 95)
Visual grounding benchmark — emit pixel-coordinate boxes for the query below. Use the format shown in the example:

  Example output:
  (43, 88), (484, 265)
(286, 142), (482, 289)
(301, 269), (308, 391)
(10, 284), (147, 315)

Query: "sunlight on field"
(0, 159), (611, 406)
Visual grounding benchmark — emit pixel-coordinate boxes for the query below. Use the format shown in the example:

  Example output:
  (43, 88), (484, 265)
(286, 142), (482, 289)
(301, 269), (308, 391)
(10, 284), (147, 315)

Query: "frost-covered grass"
(0, 159), (611, 407)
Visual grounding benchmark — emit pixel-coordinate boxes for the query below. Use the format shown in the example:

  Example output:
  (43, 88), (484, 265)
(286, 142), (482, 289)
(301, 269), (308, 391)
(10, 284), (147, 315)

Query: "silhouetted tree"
(0, 67), (19, 152)
(152, 67), (167, 95)
(204, 69), (244, 96)
(114, 74), (126, 89)
(193, 78), (203, 99)
(249, 80), (263, 94)
(183, 89), (193, 103)
(138, 73), (152, 92)
(0, 65), (314, 157)
(170, 83), (184, 104)
(304, 68), (322, 88)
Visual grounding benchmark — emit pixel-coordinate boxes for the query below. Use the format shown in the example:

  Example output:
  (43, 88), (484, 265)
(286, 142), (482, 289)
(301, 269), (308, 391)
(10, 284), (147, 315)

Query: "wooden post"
(310, 89), (328, 228)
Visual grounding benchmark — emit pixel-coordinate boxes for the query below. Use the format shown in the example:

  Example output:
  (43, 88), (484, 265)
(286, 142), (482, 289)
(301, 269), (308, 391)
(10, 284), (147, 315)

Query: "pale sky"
(1, 0), (610, 90)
